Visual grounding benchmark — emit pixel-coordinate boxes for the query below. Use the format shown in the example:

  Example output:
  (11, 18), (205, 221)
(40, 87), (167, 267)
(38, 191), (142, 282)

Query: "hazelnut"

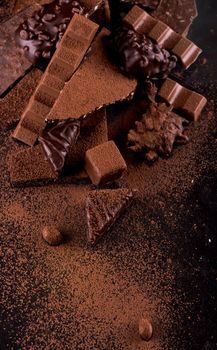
(42, 226), (63, 246)
(139, 318), (153, 341)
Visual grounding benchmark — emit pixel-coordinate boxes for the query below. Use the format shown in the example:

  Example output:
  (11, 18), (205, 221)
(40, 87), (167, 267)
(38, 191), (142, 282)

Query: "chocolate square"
(85, 141), (127, 185)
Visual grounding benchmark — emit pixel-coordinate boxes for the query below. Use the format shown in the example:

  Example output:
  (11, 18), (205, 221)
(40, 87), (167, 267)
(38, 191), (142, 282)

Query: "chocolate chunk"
(41, 226), (64, 246)
(13, 14), (99, 146)
(128, 103), (189, 161)
(0, 4), (40, 96)
(8, 144), (58, 187)
(48, 28), (137, 121)
(152, 0), (198, 35)
(109, 25), (177, 81)
(158, 78), (207, 121)
(139, 318), (153, 341)
(85, 141), (127, 185)
(123, 6), (201, 69)
(15, 0), (85, 64)
(39, 119), (80, 172)
(86, 188), (134, 244)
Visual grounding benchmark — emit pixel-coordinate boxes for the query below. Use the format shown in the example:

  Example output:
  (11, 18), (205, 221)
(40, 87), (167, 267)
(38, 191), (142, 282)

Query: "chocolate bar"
(0, 4), (40, 96)
(123, 5), (201, 69)
(158, 78), (207, 121)
(15, 0), (85, 64)
(152, 0), (198, 35)
(9, 144), (58, 187)
(48, 28), (137, 121)
(13, 14), (99, 146)
(86, 188), (134, 244)
(85, 141), (127, 185)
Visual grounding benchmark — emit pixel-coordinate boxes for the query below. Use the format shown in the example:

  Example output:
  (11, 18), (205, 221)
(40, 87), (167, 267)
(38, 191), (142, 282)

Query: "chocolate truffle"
(85, 141), (127, 185)
(42, 226), (64, 246)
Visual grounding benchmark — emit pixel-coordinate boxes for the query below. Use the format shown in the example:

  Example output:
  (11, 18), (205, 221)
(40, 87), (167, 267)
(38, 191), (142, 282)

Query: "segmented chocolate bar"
(158, 78), (207, 121)
(123, 5), (201, 69)
(13, 14), (99, 146)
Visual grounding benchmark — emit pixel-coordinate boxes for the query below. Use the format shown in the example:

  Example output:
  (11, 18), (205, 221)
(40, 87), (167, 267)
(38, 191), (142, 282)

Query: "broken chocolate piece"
(86, 188), (134, 244)
(0, 4), (40, 97)
(85, 141), (127, 185)
(41, 225), (64, 246)
(13, 14), (99, 146)
(158, 78), (207, 121)
(152, 0), (198, 35)
(39, 120), (80, 172)
(8, 144), (58, 187)
(15, 0), (85, 64)
(48, 28), (136, 121)
(128, 103), (189, 161)
(109, 25), (177, 80)
(123, 6), (201, 69)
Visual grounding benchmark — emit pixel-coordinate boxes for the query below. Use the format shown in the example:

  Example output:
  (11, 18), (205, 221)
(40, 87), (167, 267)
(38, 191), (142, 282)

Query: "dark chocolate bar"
(15, 0), (85, 64)
(85, 140), (127, 185)
(86, 188), (134, 244)
(152, 0), (198, 35)
(123, 5), (201, 69)
(13, 14), (99, 146)
(158, 78), (207, 121)
(0, 4), (40, 96)
(48, 28), (137, 121)
(9, 144), (58, 187)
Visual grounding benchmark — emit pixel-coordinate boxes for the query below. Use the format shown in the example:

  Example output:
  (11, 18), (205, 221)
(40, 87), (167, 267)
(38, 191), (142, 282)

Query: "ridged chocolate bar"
(123, 5), (201, 69)
(13, 14), (99, 146)
(158, 78), (207, 121)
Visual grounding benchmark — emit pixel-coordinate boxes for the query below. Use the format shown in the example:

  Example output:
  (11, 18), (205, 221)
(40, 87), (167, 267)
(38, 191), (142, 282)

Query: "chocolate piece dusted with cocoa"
(86, 188), (134, 244)
(128, 103), (189, 162)
(15, 0), (85, 65)
(39, 120), (80, 172)
(120, 0), (160, 10)
(41, 226), (64, 246)
(13, 14), (99, 146)
(8, 144), (58, 187)
(158, 78), (207, 121)
(66, 108), (108, 167)
(0, 4), (40, 97)
(85, 141), (127, 185)
(139, 318), (153, 341)
(152, 0), (198, 35)
(123, 6), (202, 69)
(48, 28), (136, 121)
(109, 26), (177, 81)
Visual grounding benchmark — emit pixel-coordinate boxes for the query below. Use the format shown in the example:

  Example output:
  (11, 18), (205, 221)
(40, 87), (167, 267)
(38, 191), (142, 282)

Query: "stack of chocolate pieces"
(5, 0), (207, 244)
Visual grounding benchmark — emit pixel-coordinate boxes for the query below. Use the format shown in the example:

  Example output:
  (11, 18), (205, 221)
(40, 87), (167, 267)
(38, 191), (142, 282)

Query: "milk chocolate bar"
(0, 4), (40, 97)
(152, 0), (198, 35)
(15, 0), (85, 64)
(123, 5), (201, 69)
(13, 14), (99, 146)
(9, 144), (58, 187)
(158, 78), (207, 121)
(48, 28), (137, 121)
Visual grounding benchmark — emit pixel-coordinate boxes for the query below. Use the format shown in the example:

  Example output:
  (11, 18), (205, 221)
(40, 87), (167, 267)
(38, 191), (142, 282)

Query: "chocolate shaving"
(108, 26), (177, 81)
(128, 103), (189, 161)
(15, 0), (85, 65)
(39, 119), (80, 172)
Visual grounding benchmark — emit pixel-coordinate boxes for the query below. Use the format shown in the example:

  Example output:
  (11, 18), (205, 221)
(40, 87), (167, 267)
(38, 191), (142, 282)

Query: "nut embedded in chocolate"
(139, 317), (153, 341)
(42, 226), (64, 246)
(85, 141), (127, 185)
(15, 0), (85, 64)
(108, 26), (177, 81)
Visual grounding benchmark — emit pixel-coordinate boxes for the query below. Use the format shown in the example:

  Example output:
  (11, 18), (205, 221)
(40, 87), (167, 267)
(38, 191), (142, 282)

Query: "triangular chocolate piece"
(86, 189), (134, 244)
